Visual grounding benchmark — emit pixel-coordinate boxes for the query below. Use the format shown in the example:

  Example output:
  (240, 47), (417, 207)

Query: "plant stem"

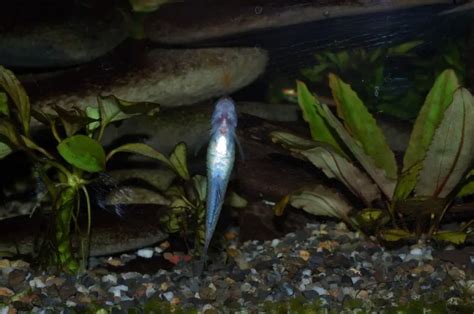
(54, 186), (79, 273)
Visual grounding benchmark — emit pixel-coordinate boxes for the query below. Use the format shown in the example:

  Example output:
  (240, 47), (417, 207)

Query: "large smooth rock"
(145, 0), (467, 45)
(101, 101), (412, 158)
(24, 48), (268, 115)
(0, 1), (128, 68)
(0, 207), (168, 257)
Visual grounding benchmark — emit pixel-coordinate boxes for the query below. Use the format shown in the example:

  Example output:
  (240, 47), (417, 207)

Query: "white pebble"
(121, 272), (141, 280)
(102, 274), (118, 285)
(410, 248), (423, 256)
(29, 278), (46, 289)
(163, 291), (174, 302)
(351, 277), (362, 284)
(66, 301), (77, 307)
(302, 269), (312, 277)
(137, 248), (154, 258)
(271, 239), (280, 247)
(312, 286), (329, 295)
(109, 285), (128, 298)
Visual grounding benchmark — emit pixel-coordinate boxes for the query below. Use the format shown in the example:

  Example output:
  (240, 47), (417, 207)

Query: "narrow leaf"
(416, 88), (474, 198)
(270, 131), (318, 151)
(296, 81), (345, 155)
(433, 231), (467, 244)
(301, 146), (381, 206)
(457, 170), (474, 197)
(53, 105), (89, 137)
(329, 73), (397, 179)
(106, 143), (170, 166)
(317, 104), (396, 199)
(399, 70), (460, 198)
(0, 65), (30, 135)
(289, 185), (353, 221)
(20, 135), (53, 159)
(274, 194), (290, 216)
(0, 117), (23, 148)
(381, 229), (415, 242)
(57, 135), (106, 173)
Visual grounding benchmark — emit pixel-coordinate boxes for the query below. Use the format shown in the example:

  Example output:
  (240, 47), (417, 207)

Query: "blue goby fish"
(197, 97), (238, 275)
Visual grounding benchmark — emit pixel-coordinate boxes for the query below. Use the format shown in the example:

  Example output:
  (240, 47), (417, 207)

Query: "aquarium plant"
(272, 69), (473, 244)
(0, 65), (193, 273)
(300, 39), (469, 120)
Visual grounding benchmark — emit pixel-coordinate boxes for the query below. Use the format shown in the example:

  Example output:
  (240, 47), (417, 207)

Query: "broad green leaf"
(0, 92), (8, 116)
(0, 141), (12, 159)
(317, 104), (397, 199)
(289, 185), (353, 221)
(270, 131), (318, 151)
(329, 73), (397, 179)
(433, 231), (467, 244)
(169, 142), (190, 180)
(0, 65), (30, 135)
(301, 146), (380, 206)
(399, 69), (460, 198)
(381, 229), (415, 242)
(106, 143), (170, 165)
(296, 81), (345, 156)
(57, 135), (106, 173)
(415, 88), (474, 198)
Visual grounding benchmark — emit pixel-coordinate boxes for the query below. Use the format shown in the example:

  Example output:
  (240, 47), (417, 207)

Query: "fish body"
(200, 97), (238, 273)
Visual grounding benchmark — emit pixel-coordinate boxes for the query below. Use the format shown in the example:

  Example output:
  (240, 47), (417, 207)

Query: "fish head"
(212, 97), (237, 131)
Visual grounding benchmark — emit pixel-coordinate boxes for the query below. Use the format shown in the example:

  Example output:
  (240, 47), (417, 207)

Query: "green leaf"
(270, 131), (318, 151)
(317, 104), (397, 199)
(0, 141), (12, 159)
(415, 88), (474, 198)
(380, 229), (415, 242)
(289, 185), (353, 221)
(296, 81), (345, 156)
(329, 73), (398, 179)
(301, 146), (381, 206)
(0, 92), (8, 116)
(106, 142), (170, 165)
(169, 142), (190, 180)
(387, 40), (423, 56)
(433, 231), (467, 244)
(398, 69), (460, 199)
(0, 65), (31, 135)
(57, 135), (106, 173)
(393, 162), (423, 201)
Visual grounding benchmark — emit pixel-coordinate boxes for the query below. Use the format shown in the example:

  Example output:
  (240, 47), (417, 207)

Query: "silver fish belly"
(200, 97), (237, 272)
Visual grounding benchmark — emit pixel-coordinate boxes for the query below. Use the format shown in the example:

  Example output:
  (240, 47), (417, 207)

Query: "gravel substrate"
(1, 221), (473, 312)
